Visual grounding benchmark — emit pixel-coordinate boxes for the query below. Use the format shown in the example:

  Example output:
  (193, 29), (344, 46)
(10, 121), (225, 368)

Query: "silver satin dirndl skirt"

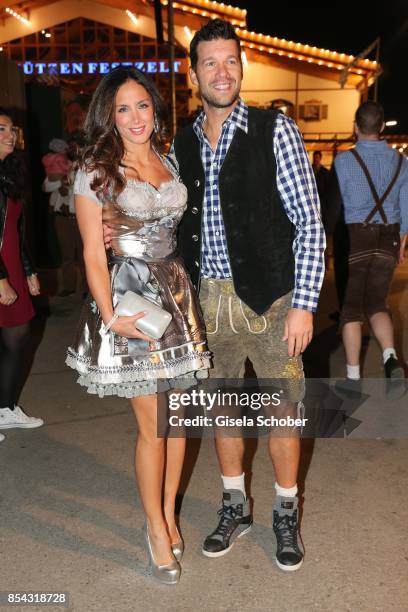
(66, 254), (211, 398)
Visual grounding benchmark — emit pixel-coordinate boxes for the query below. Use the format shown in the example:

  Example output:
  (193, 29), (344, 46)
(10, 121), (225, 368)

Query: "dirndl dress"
(66, 160), (211, 398)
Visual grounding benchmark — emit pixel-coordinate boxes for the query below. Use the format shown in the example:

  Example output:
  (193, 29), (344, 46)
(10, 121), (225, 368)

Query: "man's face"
(313, 153), (322, 167)
(190, 38), (243, 109)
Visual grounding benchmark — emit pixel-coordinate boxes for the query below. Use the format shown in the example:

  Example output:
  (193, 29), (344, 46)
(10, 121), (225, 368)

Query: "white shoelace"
(207, 293), (267, 335)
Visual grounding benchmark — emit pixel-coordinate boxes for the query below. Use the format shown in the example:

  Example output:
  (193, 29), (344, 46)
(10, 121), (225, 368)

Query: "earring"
(154, 117), (160, 134)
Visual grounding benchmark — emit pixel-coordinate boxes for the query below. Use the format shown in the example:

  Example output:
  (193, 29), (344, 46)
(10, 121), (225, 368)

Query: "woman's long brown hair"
(0, 108), (27, 201)
(77, 67), (167, 202)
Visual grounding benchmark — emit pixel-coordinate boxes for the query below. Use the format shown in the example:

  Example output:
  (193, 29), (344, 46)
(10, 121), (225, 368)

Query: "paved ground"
(1, 260), (407, 612)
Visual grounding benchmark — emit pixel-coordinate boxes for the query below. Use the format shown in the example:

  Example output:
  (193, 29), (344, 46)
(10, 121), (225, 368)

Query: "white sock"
(275, 482), (298, 498)
(346, 364), (360, 380)
(383, 348), (397, 363)
(221, 473), (246, 497)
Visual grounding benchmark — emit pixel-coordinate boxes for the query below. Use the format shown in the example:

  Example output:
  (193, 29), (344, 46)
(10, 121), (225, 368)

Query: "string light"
(183, 26), (194, 41)
(160, 0), (246, 27)
(234, 28), (377, 72)
(4, 7), (30, 25)
(125, 9), (138, 25)
(241, 41), (371, 76)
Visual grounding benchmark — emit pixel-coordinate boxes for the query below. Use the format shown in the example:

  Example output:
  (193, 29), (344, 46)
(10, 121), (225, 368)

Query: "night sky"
(229, 0), (408, 133)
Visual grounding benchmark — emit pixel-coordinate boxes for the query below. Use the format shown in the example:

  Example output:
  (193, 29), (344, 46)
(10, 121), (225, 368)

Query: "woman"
(0, 109), (43, 440)
(66, 68), (210, 584)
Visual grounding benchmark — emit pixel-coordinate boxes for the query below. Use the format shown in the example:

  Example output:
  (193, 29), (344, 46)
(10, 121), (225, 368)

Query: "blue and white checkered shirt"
(191, 99), (326, 312)
(192, 100), (247, 280)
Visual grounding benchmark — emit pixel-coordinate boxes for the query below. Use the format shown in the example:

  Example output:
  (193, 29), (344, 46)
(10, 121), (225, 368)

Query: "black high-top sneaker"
(273, 496), (304, 571)
(334, 378), (362, 399)
(202, 489), (252, 558)
(384, 356), (406, 400)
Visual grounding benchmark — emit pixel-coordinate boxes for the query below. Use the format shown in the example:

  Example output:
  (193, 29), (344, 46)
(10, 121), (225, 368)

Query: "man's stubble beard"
(199, 87), (241, 110)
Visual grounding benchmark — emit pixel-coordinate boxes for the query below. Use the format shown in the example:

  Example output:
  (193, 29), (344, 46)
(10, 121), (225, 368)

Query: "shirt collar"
(356, 139), (389, 149)
(193, 98), (249, 141)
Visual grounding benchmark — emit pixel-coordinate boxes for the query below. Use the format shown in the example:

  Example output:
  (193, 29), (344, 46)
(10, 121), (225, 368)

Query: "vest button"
(192, 234), (199, 242)
(194, 179), (200, 187)
(191, 207), (199, 214)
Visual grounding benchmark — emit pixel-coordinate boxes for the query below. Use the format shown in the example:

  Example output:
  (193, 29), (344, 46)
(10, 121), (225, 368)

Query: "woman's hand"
(0, 278), (18, 305)
(27, 274), (40, 296)
(110, 312), (154, 341)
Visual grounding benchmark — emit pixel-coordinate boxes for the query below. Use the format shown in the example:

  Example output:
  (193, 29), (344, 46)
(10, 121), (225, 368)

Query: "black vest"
(174, 107), (295, 315)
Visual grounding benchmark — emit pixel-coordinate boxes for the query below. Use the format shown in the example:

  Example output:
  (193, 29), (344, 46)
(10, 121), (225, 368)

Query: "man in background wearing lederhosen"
(333, 101), (407, 399)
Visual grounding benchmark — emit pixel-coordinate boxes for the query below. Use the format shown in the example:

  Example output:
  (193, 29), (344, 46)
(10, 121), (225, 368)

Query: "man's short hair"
(190, 18), (241, 70)
(313, 151), (322, 158)
(355, 101), (384, 135)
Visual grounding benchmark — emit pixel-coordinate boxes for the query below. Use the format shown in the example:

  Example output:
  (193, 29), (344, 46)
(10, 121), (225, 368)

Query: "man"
(173, 19), (325, 571)
(324, 155), (350, 321)
(333, 101), (407, 398)
(312, 150), (330, 205)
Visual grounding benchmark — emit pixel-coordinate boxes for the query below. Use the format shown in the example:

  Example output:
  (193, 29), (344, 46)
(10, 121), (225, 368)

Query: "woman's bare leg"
(163, 390), (186, 543)
(164, 436), (186, 543)
(130, 393), (173, 564)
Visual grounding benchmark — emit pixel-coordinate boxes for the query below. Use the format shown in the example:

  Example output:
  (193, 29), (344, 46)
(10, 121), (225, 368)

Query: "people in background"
(43, 136), (87, 297)
(0, 108), (44, 439)
(333, 101), (407, 398)
(312, 150), (330, 205)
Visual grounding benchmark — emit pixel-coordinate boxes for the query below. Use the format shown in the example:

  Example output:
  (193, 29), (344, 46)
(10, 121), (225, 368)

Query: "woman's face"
(114, 79), (155, 151)
(0, 115), (17, 161)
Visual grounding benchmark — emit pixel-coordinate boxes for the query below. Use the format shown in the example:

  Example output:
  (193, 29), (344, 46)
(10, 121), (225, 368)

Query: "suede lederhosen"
(340, 223), (400, 324)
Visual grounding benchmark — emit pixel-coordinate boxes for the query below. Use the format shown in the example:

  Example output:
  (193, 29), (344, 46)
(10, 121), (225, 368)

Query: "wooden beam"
(0, 1), (49, 9)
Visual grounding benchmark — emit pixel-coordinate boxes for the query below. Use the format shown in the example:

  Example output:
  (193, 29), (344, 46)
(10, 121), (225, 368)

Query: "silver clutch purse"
(114, 290), (172, 340)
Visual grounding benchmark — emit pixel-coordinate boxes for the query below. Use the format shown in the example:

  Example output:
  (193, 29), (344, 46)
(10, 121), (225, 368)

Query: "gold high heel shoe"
(171, 528), (184, 563)
(144, 525), (181, 585)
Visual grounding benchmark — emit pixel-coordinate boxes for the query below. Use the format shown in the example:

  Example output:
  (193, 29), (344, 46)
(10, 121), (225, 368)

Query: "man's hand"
(102, 223), (113, 250)
(282, 308), (313, 357)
